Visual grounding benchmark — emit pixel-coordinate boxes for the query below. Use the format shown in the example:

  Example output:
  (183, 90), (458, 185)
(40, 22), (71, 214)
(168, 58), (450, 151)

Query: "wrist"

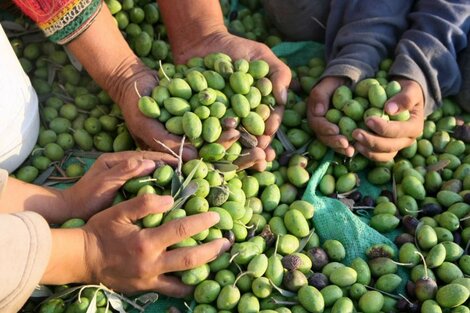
(104, 56), (156, 106)
(42, 228), (90, 285)
(158, 0), (227, 62)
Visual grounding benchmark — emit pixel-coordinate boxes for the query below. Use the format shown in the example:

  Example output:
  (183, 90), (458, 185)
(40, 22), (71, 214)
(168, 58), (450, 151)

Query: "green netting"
(272, 41), (325, 68)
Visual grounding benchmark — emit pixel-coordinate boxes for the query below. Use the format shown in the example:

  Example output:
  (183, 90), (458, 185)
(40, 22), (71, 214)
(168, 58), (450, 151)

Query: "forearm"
(66, 5), (145, 102)
(158, 0), (227, 61)
(389, 0), (470, 115)
(0, 177), (69, 224)
(323, 0), (412, 83)
(41, 228), (88, 285)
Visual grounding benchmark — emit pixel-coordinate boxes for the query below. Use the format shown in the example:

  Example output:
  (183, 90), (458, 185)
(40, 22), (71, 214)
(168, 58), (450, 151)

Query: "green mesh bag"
(302, 150), (409, 292)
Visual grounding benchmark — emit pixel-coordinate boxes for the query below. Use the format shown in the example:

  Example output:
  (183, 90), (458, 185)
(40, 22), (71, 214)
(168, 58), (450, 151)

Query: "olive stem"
(229, 252), (240, 264)
(271, 298), (298, 306)
(31, 147), (44, 156)
(158, 60), (171, 82)
(268, 279), (297, 297)
(153, 139), (181, 159)
(232, 271), (252, 288)
(183, 302), (193, 313)
(465, 238), (470, 254)
(273, 234), (280, 256)
(351, 206), (375, 210)
(398, 293), (413, 305)
(138, 178), (158, 184)
(133, 81), (142, 98)
(459, 215), (470, 221)
(364, 285), (401, 300)
(414, 251), (428, 279)
(391, 260), (415, 267)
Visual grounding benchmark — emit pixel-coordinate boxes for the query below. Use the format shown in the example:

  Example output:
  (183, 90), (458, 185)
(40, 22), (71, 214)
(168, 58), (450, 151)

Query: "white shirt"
(0, 24), (39, 173)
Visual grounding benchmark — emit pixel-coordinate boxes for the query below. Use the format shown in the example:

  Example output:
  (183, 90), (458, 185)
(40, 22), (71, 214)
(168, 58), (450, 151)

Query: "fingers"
(150, 212), (220, 246)
(159, 238), (231, 273)
(152, 275), (194, 298)
(111, 195), (174, 223)
(384, 79), (424, 116)
(217, 129), (241, 149)
(353, 128), (415, 154)
(234, 147), (266, 170)
(261, 48), (291, 106)
(96, 158), (157, 190)
(265, 146), (276, 162)
(354, 142), (399, 162)
(365, 114), (423, 139)
(264, 105), (284, 136)
(309, 116), (340, 137)
(135, 117), (198, 161)
(307, 77), (347, 121)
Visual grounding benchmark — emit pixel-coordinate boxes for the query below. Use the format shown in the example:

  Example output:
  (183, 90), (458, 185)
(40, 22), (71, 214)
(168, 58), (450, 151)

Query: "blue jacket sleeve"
(388, 0), (470, 116)
(322, 0), (413, 84)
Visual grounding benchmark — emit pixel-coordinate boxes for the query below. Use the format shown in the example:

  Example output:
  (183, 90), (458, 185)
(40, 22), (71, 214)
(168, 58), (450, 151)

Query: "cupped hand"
(307, 76), (355, 157)
(62, 151), (177, 220)
(172, 31), (291, 170)
(82, 194), (231, 296)
(352, 79), (424, 161)
(108, 59), (198, 160)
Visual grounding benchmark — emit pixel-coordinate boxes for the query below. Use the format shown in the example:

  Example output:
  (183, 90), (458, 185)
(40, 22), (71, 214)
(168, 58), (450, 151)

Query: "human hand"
(307, 76), (355, 157)
(352, 79), (424, 161)
(106, 59), (198, 160)
(81, 195), (230, 296)
(172, 31), (291, 171)
(62, 151), (177, 220)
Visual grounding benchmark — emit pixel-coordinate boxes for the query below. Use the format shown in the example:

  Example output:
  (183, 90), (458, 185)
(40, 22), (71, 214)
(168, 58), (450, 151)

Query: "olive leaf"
(169, 181), (198, 211)
(134, 292), (159, 306)
(278, 141), (310, 165)
(426, 159), (450, 172)
(30, 285), (53, 298)
(34, 165), (55, 185)
(296, 229), (316, 253)
(268, 279), (297, 297)
(64, 47), (83, 71)
(212, 161), (239, 172)
(0, 21), (26, 32)
(85, 293), (97, 313)
(105, 293), (127, 313)
(275, 128), (295, 152)
(173, 159), (201, 199)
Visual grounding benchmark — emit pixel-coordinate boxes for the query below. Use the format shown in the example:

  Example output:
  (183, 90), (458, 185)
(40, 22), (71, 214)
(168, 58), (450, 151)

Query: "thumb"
(268, 57), (291, 106)
(112, 195), (174, 223)
(385, 81), (421, 115)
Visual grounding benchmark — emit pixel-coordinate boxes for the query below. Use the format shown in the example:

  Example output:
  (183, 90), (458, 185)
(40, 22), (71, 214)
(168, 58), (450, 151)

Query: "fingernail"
(280, 88), (288, 105)
(314, 103), (325, 115)
(209, 212), (221, 223)
(142, 159), (156, 170)
(222, 239), (232, 251)
(353, 132), (364, 142)
(386, 102), (399, 114)
(366, 118), (375, 128)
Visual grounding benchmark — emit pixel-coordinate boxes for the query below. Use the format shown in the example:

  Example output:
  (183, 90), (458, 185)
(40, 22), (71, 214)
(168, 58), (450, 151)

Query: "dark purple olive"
(307, 247), (329, 271)
(329, 193), (339, 199)
(360, 195), (375, 207)
(307, 272), (329, 290)
(419, 203), (442, 217)
(402, 215), (420, 235)
(223, 230), (235, 245)
(464, 192), (470, 205)
(348, 190), (362, 202)
(406, 280), (416, 299)
(415, 278), (438, 302)
(229, 10), (238, 21)
(453, 231), (463, 246)
(395, 233), (415, 247)
(380, 190), (394, 203)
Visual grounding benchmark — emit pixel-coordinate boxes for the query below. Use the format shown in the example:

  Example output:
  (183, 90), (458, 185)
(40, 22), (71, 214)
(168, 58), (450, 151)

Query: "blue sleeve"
(322, 0), (413, 83)
(388, 0), (470, 116)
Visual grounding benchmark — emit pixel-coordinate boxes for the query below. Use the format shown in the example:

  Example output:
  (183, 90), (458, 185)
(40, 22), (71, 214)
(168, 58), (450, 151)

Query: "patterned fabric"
(13, 0), (102, 44)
